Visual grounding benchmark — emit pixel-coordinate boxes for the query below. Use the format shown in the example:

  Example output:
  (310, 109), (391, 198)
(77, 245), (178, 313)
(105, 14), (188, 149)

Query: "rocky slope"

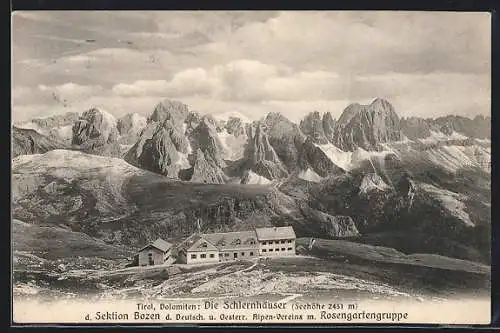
(72, 108), (121, 157)
(12, 97), (490, 265)
(12, 126), (68, 158)
(12, 150), (367, 246)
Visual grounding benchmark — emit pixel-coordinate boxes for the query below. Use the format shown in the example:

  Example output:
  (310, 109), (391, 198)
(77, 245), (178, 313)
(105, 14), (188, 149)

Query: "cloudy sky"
(12, 11), (491, 123)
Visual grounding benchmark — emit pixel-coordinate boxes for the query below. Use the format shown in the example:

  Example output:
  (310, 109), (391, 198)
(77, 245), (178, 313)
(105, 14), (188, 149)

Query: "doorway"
(233, 252), (238, 259)
(148, 253), (154, 265)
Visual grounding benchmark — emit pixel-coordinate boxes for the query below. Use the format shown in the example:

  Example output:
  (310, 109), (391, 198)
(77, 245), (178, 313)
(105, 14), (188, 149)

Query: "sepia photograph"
(11, 10), (491, 324)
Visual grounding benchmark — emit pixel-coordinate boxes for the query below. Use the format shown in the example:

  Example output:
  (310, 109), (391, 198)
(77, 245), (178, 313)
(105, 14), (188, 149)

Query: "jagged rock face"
(12, 126), (67, 158)
(300, 111), (329, 144)
(189, 116), (226, 168)
(71, 108), (121, 156)
(117, 113), (147, 144)
(132, 122), (187, 177)
(190, 148), (226, 184)
(148, 100), (188, 124)
(245, 122), (283, 166)
(185, 111), (201, 133)
(333, 98), (402, 151)
(251, 160), (289, 180)
(224, 117), (245, 137)
(263, 113), (306, 171)
(298, 138), (344, 177)
(124, 100), (191, 176)
(322, 112), (336, 143)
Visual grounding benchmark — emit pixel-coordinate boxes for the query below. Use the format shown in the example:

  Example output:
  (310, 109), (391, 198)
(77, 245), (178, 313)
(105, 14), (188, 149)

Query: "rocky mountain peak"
(148, 99), (189, 124)
(71, 107), (121, 156)
(300, 111), (329, 144)
(322, 112), (336, 143)
(333, 98), (402, 151)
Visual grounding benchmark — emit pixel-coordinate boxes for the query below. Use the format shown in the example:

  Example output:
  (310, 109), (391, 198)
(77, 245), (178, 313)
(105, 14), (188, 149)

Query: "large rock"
(322, 112), (336, 143)
(12, 126), (68, 158)
(263, 112), (306, 171)
(189, 116), (226, 168)
(333, 98), (402, 151)
(124, 100), (191, 177)
(245, 122), (283, 166)
(300, 111), (329, 144)
(71, 108), (121, 156)
(190, 148), (226, 184)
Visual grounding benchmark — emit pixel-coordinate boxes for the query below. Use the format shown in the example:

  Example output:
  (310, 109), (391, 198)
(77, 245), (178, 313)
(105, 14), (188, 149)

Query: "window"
(250, 252), (254, 256)
(225, 253), (229, 257)
(262, 249), (267, 252)
(241, 252), (245, 256)
(219, 253), (223, 257)
(287, 247), (292, 251)
(262, 241), (267, 245)
(201, 242), (207, 248)
(281, 240), (285, 244)
(191, 254), (197, 259)
(148, 253), (154, 265)
(201, 254), (206, 259)
(288, 240), (292, 243)
(269, 241), (274, 245)
(281, 248), (285, 251)
(234, 239), (241, 245)
(209, 254), (215, 258)
(269, 249), (273, 252)
(275, 248), (280, 252)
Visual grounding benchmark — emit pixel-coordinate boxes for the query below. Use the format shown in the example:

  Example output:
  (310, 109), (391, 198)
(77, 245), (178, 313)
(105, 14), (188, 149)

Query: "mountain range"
(12, 98), (491, 264)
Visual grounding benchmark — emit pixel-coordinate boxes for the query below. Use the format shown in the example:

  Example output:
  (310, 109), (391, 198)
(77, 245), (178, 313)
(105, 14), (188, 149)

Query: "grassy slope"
(12, 219), (132, 260)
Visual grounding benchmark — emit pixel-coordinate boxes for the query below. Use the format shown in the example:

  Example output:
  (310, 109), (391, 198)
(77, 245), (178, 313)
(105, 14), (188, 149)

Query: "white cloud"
(11, 11), (491, 122)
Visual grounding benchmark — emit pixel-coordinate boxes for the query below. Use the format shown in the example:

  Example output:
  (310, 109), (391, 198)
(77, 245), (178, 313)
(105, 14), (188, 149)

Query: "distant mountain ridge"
(11, 97), (491, 266)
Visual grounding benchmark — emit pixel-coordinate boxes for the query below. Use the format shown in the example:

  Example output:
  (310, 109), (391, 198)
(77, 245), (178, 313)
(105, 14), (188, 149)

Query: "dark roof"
(139, 238), (173, 253)
(201, 231), (259, 251)
(255, 226), (296, 241)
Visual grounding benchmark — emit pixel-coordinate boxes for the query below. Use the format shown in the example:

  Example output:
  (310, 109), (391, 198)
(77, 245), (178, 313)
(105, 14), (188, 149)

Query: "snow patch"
(314, 143), (394, 172)
(314, 143), (353, 171)
(418, 130), (469, 145)
(217, 129), (246, 161)
(243, 171), (271, 184)
(359, 173), (391, 194)
(175, 152), (191, 169)
(298, 168), (323, 183)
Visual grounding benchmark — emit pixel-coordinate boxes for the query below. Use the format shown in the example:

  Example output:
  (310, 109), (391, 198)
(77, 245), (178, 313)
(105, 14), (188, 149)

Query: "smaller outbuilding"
(137, 238), (173, 266)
